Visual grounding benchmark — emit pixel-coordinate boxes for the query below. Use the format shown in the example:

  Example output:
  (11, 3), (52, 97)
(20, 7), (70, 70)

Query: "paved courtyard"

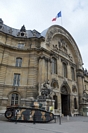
(0, 114), (88, 133)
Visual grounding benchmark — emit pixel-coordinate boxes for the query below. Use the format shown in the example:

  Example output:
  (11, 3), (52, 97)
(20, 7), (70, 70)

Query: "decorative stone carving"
(51, 78), (59, 88)
(53, 44), (59, 51)
(46, 27), (63, 45)
(72, 85), (77, 93)
(45, 26), (83, 70)
(68, 54), (73, 62)
(83, 68), (88, 77)
(38, 56), (51, 63)
(59, 39), (67, 53)
(38, 80), (53, 100)
(63, 80), (68, 85)
(46, 35), (51, 45)
(82, 91), (88, 102)
(61, 87), (68, 94)
(61, 58), (68, 65)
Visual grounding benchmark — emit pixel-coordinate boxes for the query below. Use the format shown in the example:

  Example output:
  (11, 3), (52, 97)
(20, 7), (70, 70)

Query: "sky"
(0, 0), (88, 69)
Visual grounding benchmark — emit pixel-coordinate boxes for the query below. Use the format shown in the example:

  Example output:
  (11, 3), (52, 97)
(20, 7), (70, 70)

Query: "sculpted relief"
(82, 91), (88, 103)
(45, 25), (83, 66)
(52, 37), (73, 62)
(58, 39), (67, 53)
(37, 81), (53, 100)
(46, 27), (74, 62)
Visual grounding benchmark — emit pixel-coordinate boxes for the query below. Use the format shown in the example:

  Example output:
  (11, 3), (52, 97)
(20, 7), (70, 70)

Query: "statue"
(40, 80), (53, 99)
(84, 69), (88, 76)
(58, 39), (67, 53)
(82, 91), (88, 102)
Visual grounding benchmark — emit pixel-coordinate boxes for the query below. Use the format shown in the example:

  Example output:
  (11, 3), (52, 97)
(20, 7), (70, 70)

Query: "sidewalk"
(0, 114), (88, 133)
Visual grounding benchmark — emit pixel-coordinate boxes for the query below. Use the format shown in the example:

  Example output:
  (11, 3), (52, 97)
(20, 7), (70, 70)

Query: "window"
(52, 57), (57, 74)
(74, 98), (77, 109)
(63, 62), (67, 78)
(11, 93), (18, 106)
(13, 74), (20, 86)
(16, 58), (22, 67)
(71, 67), (75, 80)
(18, 43), (24, 48)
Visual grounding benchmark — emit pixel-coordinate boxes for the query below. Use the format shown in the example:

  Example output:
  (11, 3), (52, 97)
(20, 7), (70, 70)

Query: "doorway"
(61, 94), (70, 116)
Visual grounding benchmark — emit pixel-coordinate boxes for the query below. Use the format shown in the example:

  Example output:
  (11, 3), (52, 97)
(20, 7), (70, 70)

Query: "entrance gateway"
(61, 86), (70, 116)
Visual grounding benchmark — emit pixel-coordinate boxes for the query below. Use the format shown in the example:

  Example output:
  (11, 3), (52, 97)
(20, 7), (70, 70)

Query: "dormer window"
(17, 25), (27, 37)
(18, 43), (24, 48)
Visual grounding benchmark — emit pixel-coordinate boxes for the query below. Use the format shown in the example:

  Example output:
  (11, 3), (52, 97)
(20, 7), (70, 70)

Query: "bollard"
(33, 114), (36, 124)
(59, 115), (61, 125)
(15, 110), (17, 124)
(67, 115), (69, 121)
(54, 116), (57, 123)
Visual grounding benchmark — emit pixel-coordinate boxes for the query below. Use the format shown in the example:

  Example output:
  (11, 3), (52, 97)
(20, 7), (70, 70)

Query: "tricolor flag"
(52, 11), (61, 21)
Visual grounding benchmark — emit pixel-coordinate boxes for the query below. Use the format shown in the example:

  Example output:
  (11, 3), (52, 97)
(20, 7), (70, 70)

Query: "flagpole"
(61, 11), (63, 26)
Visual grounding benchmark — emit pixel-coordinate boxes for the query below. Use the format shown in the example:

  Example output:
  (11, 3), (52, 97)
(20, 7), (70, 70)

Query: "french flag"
(52, 11), (61, 21)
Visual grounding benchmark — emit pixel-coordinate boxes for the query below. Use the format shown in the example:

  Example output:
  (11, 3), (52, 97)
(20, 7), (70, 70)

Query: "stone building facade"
(0, 18), (88, 115)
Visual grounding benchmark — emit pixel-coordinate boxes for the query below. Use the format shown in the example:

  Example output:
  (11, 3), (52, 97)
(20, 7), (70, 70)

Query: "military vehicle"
(5, 102), (54, 123)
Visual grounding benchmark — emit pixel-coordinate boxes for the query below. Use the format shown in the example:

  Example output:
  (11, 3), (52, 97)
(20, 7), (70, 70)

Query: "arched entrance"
(61, 86), (70, 116)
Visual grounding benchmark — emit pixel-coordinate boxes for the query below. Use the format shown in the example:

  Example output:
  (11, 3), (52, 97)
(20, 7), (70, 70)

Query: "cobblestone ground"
(0, 114), (88, 133)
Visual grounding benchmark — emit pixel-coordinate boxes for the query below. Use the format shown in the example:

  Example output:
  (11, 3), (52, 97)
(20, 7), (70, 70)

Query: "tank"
(5, 102), (54, 123)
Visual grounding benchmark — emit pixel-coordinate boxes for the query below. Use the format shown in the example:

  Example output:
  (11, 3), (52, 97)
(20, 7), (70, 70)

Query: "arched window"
(11, 93), (19, 106)
(16, 58), (22, 67)
(52, 57), (57, 74)
(74, 98), (77, 109)
(71, 67), (75, 81)
(63, 62), (67, 78)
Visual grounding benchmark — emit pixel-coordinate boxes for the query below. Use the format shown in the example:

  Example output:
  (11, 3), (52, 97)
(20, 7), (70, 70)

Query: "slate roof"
(0, 18), (43, 38)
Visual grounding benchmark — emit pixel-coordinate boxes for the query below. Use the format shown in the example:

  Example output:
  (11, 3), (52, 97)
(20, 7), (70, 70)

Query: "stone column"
(47, 58), (51, 82)
(38, 56), (47, 95)
(77, 69), (84, 113)
(70, 94), (74, 116)
(38, 56), (48, 83)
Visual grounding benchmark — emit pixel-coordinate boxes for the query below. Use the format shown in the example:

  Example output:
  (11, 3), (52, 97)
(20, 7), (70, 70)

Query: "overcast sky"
(0, 0), (88, 69)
